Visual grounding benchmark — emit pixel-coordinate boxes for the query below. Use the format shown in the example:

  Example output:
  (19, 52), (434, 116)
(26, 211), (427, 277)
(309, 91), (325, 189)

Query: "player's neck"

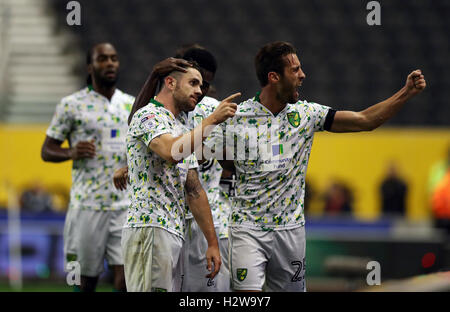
(91, 81), (116, 101)
(259, 88), (287, 115)
(155, 90), (180, 117)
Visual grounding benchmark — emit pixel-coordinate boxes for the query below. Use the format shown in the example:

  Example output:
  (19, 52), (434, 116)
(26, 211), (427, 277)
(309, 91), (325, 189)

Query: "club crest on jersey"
(237, 268), (248, 281)
(287, 111), (300, 127)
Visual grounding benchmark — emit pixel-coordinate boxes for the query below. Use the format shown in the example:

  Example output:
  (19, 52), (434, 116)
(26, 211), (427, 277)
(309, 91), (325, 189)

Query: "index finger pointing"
(222, 92), (241, 103)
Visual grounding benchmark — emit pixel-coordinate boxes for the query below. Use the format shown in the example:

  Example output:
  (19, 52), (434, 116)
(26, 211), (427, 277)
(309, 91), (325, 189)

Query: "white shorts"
(229, 226), (306, 292)
(181, 218), (231, 292)
(121, 226), (184, 292)
(63, 208), (126, 277)
(63, 207), (78, 265)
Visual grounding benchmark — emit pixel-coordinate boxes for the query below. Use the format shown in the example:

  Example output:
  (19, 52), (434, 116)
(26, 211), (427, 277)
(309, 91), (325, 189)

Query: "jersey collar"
(254, 91), (261, 103)
(86, 85), (120, 103)
(150, 97), (177, 121)
(253, 91), (291, 117)
(150, 97), (164, 108)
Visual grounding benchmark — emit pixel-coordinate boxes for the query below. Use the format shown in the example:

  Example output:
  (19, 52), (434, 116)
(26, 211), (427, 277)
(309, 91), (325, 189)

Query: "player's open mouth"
(105, 71), (116, 77)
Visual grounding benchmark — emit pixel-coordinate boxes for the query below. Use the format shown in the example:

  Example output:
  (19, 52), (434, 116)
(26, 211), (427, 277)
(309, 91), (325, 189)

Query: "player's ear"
(268, 71), (280, 84)
(164, 75), (177, 91)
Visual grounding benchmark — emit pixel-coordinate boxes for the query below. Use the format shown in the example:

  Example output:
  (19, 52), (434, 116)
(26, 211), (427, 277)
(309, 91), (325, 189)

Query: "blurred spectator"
(323, 180), (354, 216)
(427, 145), (450, 195)
(47, 184), (70, 213)
(19, 182), (53, 213)
(431, 169), (450, 236)
(380, 163), (408, 217)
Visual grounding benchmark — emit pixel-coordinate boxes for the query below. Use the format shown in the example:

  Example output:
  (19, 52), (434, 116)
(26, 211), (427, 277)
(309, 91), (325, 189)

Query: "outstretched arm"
(185, 169), (221, 279)
(330, 70), (427, 133)
(128, 58), (193, 125)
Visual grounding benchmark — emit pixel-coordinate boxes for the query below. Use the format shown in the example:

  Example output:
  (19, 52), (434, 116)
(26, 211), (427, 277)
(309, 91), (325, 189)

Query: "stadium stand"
(41, 0), (450, 126)
(0, 0), (82, 123)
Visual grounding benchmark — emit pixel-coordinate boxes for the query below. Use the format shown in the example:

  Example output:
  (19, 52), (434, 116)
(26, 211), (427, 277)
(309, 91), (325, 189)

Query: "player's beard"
(173, 85), (196, 112)
(276, 76), (299, 104)
(92, 69), (118, 88)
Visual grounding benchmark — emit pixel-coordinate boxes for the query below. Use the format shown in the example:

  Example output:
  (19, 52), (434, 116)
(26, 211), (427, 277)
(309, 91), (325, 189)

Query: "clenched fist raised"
(405, 69), (426, 96)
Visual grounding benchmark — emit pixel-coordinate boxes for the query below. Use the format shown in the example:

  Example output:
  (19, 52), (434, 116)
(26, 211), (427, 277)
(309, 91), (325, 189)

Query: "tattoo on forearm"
(185, 170), (202, 199)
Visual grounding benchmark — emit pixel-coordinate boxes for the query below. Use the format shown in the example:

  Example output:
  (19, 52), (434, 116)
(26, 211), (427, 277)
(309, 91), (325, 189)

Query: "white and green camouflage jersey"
(46, 86), (134, 211)
(215, 183), (233, 238)
(206, 93), (334, 232)
(188, 96), (232, 238)
(125, 98), (198, 239)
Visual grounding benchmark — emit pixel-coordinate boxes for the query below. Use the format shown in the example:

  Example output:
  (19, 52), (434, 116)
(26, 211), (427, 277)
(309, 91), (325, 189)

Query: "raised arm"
(149, 93), (240, 163)
(128, 58), (193, 125)
(185, 169), (221, 279)
(330, 70), (426, 133)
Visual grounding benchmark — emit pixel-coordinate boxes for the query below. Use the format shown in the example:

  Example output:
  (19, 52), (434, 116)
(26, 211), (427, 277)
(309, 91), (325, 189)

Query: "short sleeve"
(137, 111), (173, 147)
(304, 102), (333, 132)
(46, 99), (74, 141)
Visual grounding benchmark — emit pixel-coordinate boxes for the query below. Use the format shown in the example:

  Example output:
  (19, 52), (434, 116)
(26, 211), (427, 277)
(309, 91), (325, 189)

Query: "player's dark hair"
(127, 61), (202, 125)
(255, 41), (297, 87)
(176, 45), (218, 75)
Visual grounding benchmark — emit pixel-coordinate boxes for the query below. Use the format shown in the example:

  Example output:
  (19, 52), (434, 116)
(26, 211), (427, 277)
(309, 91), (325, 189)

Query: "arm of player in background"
(149, 93), (241, 164)
(113, 166), (128, 191)
(185, 169), (221, 279)
(329, 70), (426, 133)
(127, 58), (193, 125)
(41, 136), (96, 162)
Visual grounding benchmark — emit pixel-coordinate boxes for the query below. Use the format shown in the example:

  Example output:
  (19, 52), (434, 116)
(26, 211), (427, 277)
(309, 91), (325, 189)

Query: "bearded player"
(205, 41), (426, 292)
(123, 60), (240, 291)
